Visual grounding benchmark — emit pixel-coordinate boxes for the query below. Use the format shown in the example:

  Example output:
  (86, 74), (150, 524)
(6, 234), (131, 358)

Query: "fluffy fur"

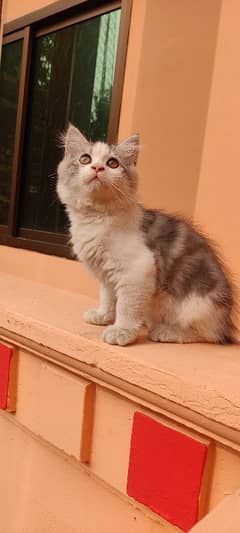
(57, 124), (236, 346)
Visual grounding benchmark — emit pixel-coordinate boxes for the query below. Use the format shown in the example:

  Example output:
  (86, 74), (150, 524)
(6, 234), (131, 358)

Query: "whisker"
(110, 182), (129, 198)
(110, 182), (135, 205)
(49, 172), (57, 181)
(56, 130), (66, 149)
(48, 197), (57, 208)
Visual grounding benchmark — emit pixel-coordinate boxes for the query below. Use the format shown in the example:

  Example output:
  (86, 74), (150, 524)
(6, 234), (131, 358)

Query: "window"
(0, 0), (131, 256)
(0, 39), (23, 224)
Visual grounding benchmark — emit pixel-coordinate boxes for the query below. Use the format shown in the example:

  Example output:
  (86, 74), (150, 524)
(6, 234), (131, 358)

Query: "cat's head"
(57, 124), (139, 210)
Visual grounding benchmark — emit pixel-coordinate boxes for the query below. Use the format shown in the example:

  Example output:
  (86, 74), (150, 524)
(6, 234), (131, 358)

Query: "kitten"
(57, 124), (236, 346)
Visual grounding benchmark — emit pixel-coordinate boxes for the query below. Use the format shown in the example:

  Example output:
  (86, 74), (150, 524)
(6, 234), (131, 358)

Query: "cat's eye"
(106, 157), (119, 169)
(80, 153), (92, 165)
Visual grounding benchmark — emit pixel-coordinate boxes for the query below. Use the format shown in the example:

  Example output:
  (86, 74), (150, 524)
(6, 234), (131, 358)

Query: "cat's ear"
(116, 133), (139, 166)
(64, 124), (89, 157)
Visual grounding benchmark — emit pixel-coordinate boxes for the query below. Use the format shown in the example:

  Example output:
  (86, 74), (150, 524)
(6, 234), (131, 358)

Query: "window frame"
(1, 0), (132, 258)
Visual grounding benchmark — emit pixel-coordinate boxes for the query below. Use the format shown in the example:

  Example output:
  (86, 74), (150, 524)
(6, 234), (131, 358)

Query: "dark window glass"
(0, 40), (23, 225)
(19, 9), (121, 234)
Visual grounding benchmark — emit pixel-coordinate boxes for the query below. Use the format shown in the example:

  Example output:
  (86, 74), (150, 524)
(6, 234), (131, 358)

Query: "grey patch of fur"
(141, 208), (236, 343)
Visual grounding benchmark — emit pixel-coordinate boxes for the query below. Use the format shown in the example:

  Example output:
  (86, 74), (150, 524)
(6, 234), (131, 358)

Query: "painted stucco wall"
(119, 0), (222, 217)
(5, 0), (57, 21)
(194, 0), (240, 292)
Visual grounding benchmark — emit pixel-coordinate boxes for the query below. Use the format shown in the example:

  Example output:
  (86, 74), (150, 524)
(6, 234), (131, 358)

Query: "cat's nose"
(91, 165), (105, 173)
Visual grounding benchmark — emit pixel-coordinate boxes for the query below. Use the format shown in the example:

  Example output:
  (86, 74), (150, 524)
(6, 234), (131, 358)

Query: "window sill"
(0, 232), (71, 258)
(0, 271), (239, 445)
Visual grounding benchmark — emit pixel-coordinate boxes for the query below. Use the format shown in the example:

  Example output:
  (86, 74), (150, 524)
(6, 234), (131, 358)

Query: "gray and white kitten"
(57, 124), (236, 346)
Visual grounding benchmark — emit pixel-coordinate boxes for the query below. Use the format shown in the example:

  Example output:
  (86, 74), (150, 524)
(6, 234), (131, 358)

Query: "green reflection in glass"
(19, 9), (121, 233)
(69, 10), (121, 141)
(19, 27), (74, 233)
(90, 10), (121, 140)
(0, 40), (23, 225)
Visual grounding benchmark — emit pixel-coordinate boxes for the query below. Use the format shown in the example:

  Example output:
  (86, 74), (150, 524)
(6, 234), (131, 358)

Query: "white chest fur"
(70, 211), (109, 265)
(67, 207), (153, 287)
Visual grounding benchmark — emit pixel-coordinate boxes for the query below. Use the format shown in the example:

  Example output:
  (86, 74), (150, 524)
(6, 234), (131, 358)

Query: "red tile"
(0, 343), (13, 410)
(127, 412), (208, 532)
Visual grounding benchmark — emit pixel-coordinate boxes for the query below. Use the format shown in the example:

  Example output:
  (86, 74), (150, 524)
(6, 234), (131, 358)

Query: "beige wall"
(120, 0), (222, 217)
(5, 0), (57, 21)
(0, 414), (165, 533)
(194, 0), (240, 290)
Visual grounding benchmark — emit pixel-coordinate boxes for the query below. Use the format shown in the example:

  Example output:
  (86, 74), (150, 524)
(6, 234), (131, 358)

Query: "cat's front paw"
(103, 325), (138, 346)
(84, 309), (114, 326)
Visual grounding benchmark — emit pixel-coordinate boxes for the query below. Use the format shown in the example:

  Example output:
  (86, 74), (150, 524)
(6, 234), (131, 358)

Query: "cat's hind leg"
(176, 293), (234, 343)
(149, 324), (203, 343)
(149, 293), (234, 344)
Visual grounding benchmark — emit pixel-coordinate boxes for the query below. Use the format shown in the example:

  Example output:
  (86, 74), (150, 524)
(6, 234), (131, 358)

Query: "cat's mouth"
(87, 175), (105, 188)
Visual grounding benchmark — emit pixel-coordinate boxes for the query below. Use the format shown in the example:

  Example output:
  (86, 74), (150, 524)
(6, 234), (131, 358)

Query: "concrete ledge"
(190, 490), (240, 532)
(0, 272), (239, 435)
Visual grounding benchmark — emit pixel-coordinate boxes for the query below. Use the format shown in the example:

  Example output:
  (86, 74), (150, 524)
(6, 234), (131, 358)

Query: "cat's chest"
(70, 216), (110, 267)
(69, 210), (142, 283)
